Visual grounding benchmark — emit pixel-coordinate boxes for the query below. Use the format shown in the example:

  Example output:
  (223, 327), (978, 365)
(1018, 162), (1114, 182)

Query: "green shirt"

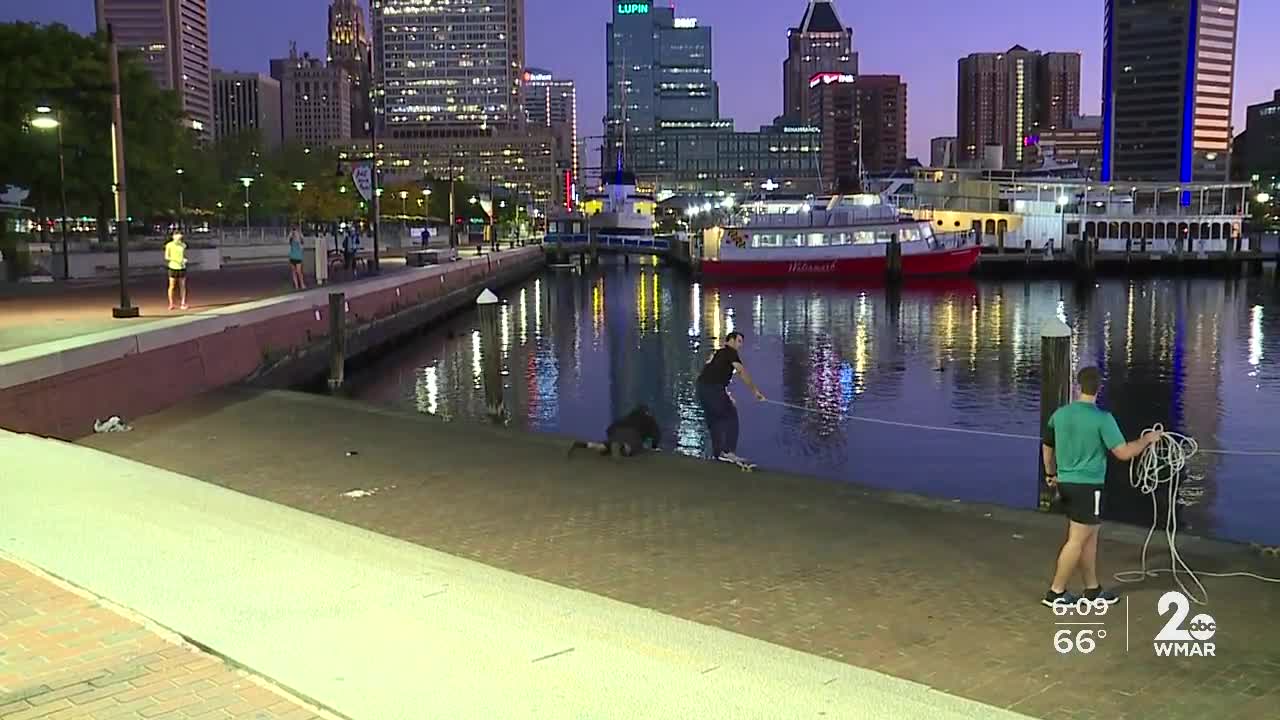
(1045, 401), (1126, 486)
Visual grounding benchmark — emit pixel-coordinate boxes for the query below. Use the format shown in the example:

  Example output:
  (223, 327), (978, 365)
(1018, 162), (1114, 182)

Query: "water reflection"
(346, 265), (1280, 545)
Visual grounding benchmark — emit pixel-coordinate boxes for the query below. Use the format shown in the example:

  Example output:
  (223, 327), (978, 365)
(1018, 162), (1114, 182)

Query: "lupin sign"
(617, 2), (650, 14)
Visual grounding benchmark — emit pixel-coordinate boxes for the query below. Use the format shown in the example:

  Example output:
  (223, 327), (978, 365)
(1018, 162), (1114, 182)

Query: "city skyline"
(4, 0), (1278, 161)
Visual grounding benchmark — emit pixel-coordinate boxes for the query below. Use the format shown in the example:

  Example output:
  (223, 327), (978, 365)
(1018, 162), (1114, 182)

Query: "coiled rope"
(759, 401), (1280, 603)
(1112, 425), (1280, 604)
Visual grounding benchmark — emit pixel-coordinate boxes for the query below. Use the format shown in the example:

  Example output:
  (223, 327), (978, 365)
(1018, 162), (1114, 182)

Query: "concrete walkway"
(0, 428), (1034, 719)
(66, 390), (1280, 720)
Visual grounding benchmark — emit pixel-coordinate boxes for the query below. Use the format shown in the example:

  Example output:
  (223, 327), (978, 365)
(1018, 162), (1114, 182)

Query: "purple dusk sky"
(6, 0), (1277, 160)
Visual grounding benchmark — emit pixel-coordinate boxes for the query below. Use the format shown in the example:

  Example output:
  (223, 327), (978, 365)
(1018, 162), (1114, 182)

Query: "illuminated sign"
(617, 2), (650, 15)
(564, 170), (575, 211)
(783, 126), (820, 134)
(673, 18), (698, 28)
(808, 72), (855, 88)
(523, 72), (553, 83)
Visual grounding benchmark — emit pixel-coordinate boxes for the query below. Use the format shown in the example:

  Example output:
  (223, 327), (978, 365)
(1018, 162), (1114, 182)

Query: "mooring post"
(1039, 317), (1072, 512)
(328, 292), (346, 391)
(887, 233), (903, 282)
(476, 288), (505, 423)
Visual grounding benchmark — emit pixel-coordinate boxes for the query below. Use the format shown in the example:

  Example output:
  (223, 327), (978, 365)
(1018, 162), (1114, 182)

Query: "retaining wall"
(0, 248), (542, 440)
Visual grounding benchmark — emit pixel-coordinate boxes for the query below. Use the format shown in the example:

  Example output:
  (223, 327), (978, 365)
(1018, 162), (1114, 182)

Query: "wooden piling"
(328, 292), (346, 391)
(1039, 318), (1072, 512)
(476, 289), (505, 423)
(886, 233), (903, 282)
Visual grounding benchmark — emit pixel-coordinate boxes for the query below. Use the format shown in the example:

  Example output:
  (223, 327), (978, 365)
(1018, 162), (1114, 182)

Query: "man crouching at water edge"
(1041, 366), (1161, 609)
(569, 405), (662, 459)
(696, 331), (766, 466)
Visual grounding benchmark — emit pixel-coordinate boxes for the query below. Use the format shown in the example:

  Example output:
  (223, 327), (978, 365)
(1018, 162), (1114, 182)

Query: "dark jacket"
(607, 406), (661, 450)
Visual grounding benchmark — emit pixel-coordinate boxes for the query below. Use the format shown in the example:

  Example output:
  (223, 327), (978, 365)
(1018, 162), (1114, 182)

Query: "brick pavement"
(0, 558), (332, 720)
(80, 389), (1280, 720)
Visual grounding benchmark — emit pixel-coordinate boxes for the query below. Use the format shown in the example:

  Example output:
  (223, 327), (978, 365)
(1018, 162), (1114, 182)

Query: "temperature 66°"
(1054, 629), (1105, 654)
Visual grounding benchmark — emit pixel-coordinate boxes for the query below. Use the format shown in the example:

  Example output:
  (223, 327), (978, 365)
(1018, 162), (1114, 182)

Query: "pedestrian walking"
(164, 231), (188, 311)
(696, 331), (766, 467)
(287, 226), (306, 290)
(1041, 366), (1161, 608)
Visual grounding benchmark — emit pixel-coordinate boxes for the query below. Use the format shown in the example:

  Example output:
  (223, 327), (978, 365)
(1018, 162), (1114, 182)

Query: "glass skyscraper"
(1102, 0), (1239, 183)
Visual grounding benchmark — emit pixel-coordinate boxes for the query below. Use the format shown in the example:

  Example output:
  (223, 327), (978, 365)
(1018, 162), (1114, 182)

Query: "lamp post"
(32, 106), (70, 281)
(215, 201), (223, 235)
(239, 177), (254, 230)
(292, 181), (305, 225)
(398, 189), (409, 234)
(94, 0), (138, 317)
(175, 168), (185, 232)
(1057, 195), (1068, 250)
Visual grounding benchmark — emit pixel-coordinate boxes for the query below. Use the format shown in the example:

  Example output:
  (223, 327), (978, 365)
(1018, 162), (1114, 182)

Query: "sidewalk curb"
(0, 550), (353, 720)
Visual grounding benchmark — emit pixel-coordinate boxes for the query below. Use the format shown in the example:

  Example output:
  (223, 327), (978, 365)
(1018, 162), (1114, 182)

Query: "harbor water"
(345, 259), (1280, 546)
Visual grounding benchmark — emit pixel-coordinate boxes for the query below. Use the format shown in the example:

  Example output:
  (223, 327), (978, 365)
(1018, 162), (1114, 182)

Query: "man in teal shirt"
(1041, 366), (1161, 608)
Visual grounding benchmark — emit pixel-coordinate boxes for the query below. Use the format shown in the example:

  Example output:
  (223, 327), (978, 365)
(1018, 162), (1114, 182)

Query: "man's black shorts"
(1058, 482), (1103, 525)
(168, 268), (186, 279)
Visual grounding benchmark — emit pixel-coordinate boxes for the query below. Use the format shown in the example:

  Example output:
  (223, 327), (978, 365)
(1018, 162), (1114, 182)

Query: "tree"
(0, 22), (195, 238)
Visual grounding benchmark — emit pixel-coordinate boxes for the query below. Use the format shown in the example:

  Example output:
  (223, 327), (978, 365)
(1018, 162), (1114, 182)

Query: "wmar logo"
(1153, 590), (1217, 657)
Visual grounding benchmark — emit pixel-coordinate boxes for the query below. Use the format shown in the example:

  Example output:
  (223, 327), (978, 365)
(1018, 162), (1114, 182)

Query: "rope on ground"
(759, 399), (1280, 457)
(1112, 425), (1280, 605)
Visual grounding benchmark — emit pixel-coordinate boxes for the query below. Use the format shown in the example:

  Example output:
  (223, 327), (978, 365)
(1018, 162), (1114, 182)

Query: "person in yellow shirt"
(164, 231), (188, 310)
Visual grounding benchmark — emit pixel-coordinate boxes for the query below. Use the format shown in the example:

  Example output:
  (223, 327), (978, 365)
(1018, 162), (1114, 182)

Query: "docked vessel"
(699, 195), (980, 279)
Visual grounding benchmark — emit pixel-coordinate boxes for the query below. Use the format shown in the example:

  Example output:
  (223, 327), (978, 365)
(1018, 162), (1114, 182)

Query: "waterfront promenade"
(0, 247), (541, 439)
(3, 389), (1273, 719)
(3, 413), (1035, 720)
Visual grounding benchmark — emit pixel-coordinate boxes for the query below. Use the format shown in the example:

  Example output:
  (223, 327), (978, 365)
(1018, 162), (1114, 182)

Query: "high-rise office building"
(272, 46), (353, 148)
(956, 46), (1080, 167)
(523, 68), (578, 197)
(328, 0), (372, 134)
(856, 75), (907, 173)
(371, 0), (525, 134)
(605, 2), (720, 146)
(1101, 0), (1239, 183)
(101, 0), (213, 137)
(1241, 90), (1280, 181)
(212, 71), (282, 150)
(930, 136), (957, 168)
(783, 0), (857, 124)
(808, 72), (859, 192)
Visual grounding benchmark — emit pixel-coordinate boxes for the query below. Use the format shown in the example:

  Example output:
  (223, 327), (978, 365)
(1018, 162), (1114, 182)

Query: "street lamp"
(31, 105), (70, 280)
(175, 168), (185, 233)
(1257, 193), (1272, 205)
(292, 181), (306, 225)
(1057, 195), (1069, 248)
(239, 176), (254, 230)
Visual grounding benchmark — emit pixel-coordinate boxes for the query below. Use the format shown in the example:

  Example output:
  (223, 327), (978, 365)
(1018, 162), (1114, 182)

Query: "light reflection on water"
(346, 264), (1280, 545)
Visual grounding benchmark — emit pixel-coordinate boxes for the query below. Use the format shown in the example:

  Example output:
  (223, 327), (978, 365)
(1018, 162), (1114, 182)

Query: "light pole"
(95, 0), (138, 317)
(239, 176), (254, 230)
(31, 106), (70, 280)
(398, 189), (408, 235)
(292, 181), (305, 226)
(1057, 195), (1068, 250)
(215, 201), (223, 235)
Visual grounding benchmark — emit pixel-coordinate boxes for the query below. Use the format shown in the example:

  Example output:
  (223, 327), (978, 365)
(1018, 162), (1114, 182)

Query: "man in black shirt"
(696, 331), (766, 465)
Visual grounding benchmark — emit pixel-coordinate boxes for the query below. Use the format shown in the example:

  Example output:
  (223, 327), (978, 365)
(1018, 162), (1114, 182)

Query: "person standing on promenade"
(696, 331), (766, 466)
(1041, 366), (1161, 608)
(287, 226), (306, 290)
(164, 231), (188, 311)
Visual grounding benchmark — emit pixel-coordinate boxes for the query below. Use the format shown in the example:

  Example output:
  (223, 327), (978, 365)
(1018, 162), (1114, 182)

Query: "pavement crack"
(700, 665), (720, 675)
(422, 589), (448, 599)
(823, 677), (838, 686)
(530, 647), (575, 664)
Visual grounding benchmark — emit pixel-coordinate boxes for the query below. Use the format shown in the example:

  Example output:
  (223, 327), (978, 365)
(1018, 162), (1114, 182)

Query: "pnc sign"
(617, 2), (650, 15)
(809, 72), (855, 88)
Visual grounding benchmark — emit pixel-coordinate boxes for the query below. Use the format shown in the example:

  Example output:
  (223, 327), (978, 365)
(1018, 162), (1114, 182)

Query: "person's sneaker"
(1041, 589), (1080, 608)
(716, 452), (737, 464)
(1083, 586), (1120, 605)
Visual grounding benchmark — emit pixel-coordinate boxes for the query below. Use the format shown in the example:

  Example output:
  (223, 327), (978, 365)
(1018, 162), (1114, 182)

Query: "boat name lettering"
(786, 261), (839, 273)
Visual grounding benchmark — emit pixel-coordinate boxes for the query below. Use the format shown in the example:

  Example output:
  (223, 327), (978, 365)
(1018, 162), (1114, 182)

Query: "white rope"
(762, 402), (1280, 601)
(1112, 425), (1280, 604)
(760, 400), (1280, 457)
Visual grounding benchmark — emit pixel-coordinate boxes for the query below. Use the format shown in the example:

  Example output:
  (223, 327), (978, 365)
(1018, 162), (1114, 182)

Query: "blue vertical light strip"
(1100, 0), (1115, 183)
(1179, 0), (1199, 205)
